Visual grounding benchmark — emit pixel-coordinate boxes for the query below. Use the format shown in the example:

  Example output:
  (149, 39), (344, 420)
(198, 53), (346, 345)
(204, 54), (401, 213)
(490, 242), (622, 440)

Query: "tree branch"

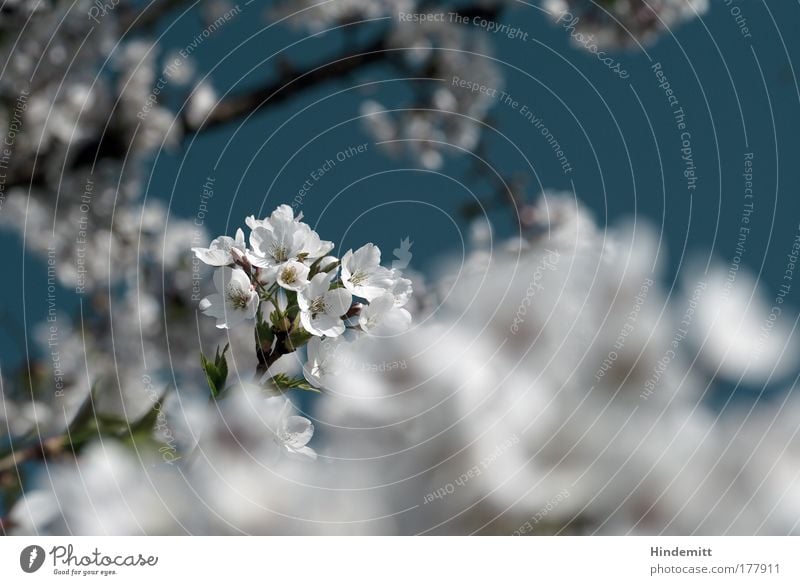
(185, 33), (390, 133)
(119, 0), (197, 33)
(0, 442), (47, 476)
(184, 3), (506, 133)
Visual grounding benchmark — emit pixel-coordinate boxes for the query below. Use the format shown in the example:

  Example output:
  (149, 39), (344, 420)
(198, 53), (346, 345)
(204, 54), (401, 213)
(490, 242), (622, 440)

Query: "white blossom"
(247, 205), (333, 269)
(271, 0), (416, 31)
(545, 0), (709, 49)
(341, 244), (397, 301)
(277, 413), (317, 460)
(276, 260), (311, 292)
(199, 267), (260, 328)
(186, 81), (218, 128)
(303, 337), (347, 390)
(192, 229), (247, 266)
(361, 20), (502, 169)
(359, 292), (412, 335)
(388, 273), (413, 307)
(683, 260), (799, 384)
(298, 273), (353, 337)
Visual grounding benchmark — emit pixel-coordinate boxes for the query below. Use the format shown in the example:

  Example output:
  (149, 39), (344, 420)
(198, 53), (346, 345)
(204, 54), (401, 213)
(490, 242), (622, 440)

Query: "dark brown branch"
(120, 0), (197, 33)
(255, 334), (289, 379)
(2, 3), (509, 195)
(186, 34), (390, 133)
(0, 442), (47, 476)
(184, 3), (505, 133)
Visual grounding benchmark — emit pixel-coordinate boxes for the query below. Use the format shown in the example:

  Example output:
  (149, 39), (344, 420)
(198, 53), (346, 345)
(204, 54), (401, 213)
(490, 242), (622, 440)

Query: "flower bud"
(345, 303), (363, 318)
(231, 247), (251, 272)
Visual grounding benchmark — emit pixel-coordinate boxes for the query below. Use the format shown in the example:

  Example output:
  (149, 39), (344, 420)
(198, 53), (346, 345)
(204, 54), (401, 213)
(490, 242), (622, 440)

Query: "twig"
(255, 331), (291, 379)
(185, 33), (389, 133)
(119, 0), (197, 32)
(0, 435), (71, 476)
(0, 516), (13, 535)
(184, 3), (505, 132)
(0, 443), (42, 476)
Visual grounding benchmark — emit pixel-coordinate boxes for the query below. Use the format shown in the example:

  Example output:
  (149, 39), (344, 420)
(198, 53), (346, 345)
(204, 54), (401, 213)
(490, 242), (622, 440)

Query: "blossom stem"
(0, 442), (49, 476)
(255, 331), (290, 379)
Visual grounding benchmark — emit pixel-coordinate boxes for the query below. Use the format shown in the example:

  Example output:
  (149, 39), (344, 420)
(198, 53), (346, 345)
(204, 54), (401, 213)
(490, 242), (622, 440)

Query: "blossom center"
(350, 270), (368, 286)
(270, 244), (289, 262)
(278, 425), (302, 445)
(309, 296), (326, 316)
(226, 285), (250, 310)
(281, 266), (298, 284)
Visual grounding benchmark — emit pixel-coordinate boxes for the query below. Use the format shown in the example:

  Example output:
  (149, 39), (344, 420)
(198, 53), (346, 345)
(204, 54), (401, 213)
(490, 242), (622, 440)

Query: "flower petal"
(324, 288), (352, 317)
(283, 416), (314, 448)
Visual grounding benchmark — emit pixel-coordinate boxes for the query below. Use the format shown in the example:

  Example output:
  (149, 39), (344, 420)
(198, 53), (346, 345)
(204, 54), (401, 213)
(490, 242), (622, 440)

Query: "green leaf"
(129, 386), (170, 435)
(309, 256), (339, 278)
(267, 373), (320, 394)
(285, 315), (312, 351)
(201, 344), (229, 399)
(67, 380), (103, 435)
(284, 290), (299, 320)
(269, 308), (290, 332)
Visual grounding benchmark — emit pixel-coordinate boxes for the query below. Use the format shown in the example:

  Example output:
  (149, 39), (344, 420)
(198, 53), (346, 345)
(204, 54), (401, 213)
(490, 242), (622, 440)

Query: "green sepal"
(266, 373), (320, 394)
(201, 344), (229, 399)
(309, 257), (339, 278)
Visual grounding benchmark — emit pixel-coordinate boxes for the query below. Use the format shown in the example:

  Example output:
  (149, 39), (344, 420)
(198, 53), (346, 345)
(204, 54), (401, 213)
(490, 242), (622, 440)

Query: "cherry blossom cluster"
(360, 20), (502, 170)
(192, 204), (413, 391)
(545, 0), (708, 49)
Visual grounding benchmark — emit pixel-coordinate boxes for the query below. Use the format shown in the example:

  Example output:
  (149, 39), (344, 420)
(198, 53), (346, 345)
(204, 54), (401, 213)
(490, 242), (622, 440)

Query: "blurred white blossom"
(361, 19), (502, 169)
(683, 260), (799, 384)
(271, 0), (417, 31)
(545, 0), (708, 49)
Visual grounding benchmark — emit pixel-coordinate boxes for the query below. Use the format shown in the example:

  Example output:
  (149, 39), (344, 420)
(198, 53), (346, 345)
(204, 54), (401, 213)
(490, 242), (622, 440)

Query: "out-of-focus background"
(1, 0), (800, 535)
